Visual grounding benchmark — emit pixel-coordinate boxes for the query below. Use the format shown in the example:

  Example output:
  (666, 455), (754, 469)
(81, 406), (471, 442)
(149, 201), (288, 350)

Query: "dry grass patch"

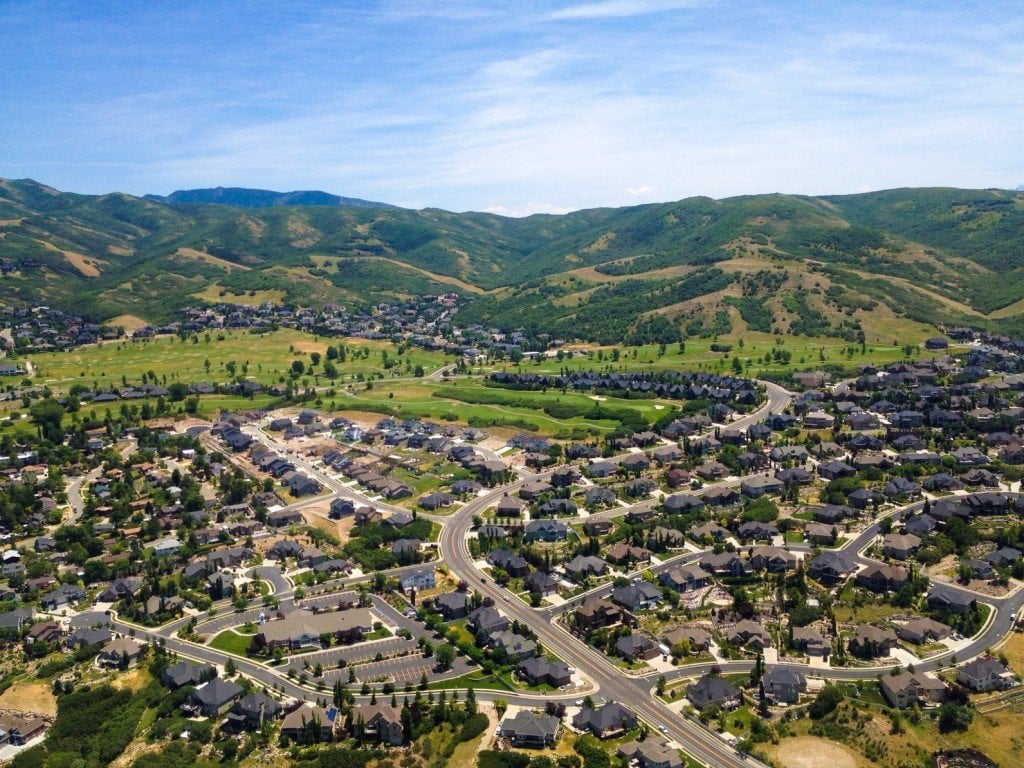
(111, 667), (150, 692)
(108, 314), (152, 332)
(173, 247), (250, 272)
(291, 339), (330, 355)
(995, 628), (1024, 672)
(767, 736), (862, 768)
(0, 681), (57, 716)
(192, 284), (287, 305)
(62, 249), (103, 277)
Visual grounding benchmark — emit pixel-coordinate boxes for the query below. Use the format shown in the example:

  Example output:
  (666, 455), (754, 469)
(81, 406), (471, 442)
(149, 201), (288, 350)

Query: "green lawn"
(523, 333), (916, 378)
(24, 328), (449, 393)
(207, 629), (254, 656)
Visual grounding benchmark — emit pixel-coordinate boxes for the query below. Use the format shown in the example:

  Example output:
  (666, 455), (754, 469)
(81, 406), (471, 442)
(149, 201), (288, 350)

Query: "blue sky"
(1, 1), (1022, 214)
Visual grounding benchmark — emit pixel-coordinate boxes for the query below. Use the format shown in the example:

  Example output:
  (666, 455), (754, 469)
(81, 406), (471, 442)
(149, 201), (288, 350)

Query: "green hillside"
(1, 178), (1022, 340)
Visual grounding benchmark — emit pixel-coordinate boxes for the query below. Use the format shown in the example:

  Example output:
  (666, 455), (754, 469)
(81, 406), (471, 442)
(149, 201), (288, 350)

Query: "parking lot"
(279, 635), (420, 673)
(315, 649), (476, 686)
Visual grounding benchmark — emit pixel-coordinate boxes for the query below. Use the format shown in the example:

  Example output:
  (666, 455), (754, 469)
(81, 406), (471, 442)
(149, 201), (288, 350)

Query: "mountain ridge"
(1, 177), (1022, 341)
(144, 186), (399, 210)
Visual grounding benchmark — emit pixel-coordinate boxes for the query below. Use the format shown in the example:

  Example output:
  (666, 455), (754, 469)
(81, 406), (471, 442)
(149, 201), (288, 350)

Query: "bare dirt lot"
(768, 736), (859, 768)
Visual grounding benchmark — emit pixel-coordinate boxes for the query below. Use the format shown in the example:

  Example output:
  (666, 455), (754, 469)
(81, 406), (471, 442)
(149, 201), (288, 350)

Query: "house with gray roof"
(687, 672), (740, 710)
(498, 711), (561, 748)
(957, 657), (1016, 692)
(189, 678), (244, 717)
(488, 630), (537, 660)
(763, 666), (807, 704)
(162, 660), (216, 688)
(572, 702), (638, 739)
(617, 741), (683, 768)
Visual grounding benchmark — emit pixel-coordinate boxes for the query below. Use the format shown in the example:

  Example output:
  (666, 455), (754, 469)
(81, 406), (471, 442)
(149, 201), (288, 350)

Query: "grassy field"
(3, 323), (964, 440)
(208, 629), (254, 655)
(331, 378), (676, 437)
(23, 329), (451, 392)
(523, 333), (931, 379)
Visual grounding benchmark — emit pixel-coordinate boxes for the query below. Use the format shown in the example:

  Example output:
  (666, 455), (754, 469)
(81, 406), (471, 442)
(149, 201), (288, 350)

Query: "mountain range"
(144, 186), (397, 210)
(1, 178), (1022, 343)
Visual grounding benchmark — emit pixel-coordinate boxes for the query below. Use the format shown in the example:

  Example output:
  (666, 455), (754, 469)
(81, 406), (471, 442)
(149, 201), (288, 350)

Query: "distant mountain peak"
(144, 186), (399, 210)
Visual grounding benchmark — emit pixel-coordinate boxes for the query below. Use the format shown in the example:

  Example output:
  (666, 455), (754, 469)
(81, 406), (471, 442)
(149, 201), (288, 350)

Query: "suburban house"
(516, 657), (571, 687)
(563, 555), (609, 580)
(856, 564), (910, 593)
(749, 546), (799, 573)
(927, 585), (976, 614)
(498, 711), (561, 748)
(574, 597), (623, 630)
(762, 666), (807, 704)
(660, 564), (713, 592)
(523, 520), (568, 542)
(615, 633), (659, 661)
(687, 673), (740, 710)
(189, 678), (244, 717)
(612, 582), (662, 612)
(663, 626), (711, 653)
(523, 571), (559, 596)
(728, 620), (771, 650)
(957, 657), (1016, 692)
(162, 660), (215, 688)
(848, 624), (898, 658)
(227, 692), (281, 731)
(280, 704), (334, 742)
(791, 626), (830, 658)
(352, 703), (404, 745)
(807, 551), (857, 584)
(699, 552), (752, 577)
(572, 702), (638, 739)
(486, 549), (529, 577)
(433, 592), (471, 620)
(40, 583), (86, 611)
(896, 618), (951, 645)
(882, 533), (922, 560)
(880, 672), (948, 709)
(97, 637), (143, 667)
(468, 606), (509, 636)
(399, 568), (436, 593)
(617, 741), (684, 768)
(488, 630), (537, 660)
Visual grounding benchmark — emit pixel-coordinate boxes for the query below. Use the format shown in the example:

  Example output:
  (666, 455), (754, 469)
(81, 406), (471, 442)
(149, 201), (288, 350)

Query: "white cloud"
(482, 203), (577, 217)
(625, 186), (654, 196)
(549, 0), (705, 21)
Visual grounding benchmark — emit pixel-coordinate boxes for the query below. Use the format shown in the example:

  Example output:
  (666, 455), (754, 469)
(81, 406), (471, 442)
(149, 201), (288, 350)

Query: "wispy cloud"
(1, 1), (1021, 211)
(549, 0), (705, 21)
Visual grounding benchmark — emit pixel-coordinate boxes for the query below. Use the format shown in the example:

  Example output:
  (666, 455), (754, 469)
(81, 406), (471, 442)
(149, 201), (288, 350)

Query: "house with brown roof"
(880, 671), (948, 709)
(352, 703), (403, 745)
(848, 624), (898, 658)
(281, 704), (334, 742)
